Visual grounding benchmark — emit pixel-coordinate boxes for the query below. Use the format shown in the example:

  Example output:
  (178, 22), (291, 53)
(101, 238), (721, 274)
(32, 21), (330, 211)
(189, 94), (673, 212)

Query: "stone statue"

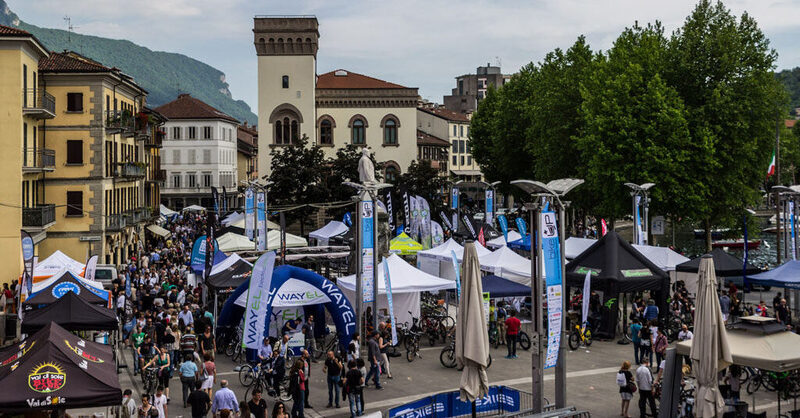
(358, 147), (377, 184)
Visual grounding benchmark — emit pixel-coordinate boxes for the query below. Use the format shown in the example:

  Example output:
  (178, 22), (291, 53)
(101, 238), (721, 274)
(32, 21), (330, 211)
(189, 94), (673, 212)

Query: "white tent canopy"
(339, 254), (455, 325)
(565, 237), (689, 271)
(309, 221), (349, 246)
(32, 267), (105, 294)
(146, 224), (171, 238)
(479, 245), (531, 285)
(33, 250), (85, 281)
(182, 205), (206, 212)
(486, 231), (523, 249)
(229, 215), (280, 231)
(210, 253), (252, 275)
(218, 232), (255, 252)
(417, 239), (492, 280)
(221, 211), (243, 226)
(565, 237), (597, 259)
(267, 230), (308, 250)
(159, 204), (177, 217)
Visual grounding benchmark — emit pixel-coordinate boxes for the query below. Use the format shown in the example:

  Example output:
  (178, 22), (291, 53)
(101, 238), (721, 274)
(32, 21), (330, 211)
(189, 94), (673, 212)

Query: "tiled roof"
(155, 94), (239, 124)
(417, 130), (450, 147)
(0, 24), (30, 36)
(40, 51), (111, 73)
(418, 106), (470, 122)
(786, 119), (797, 129)
(317, 69), (408, 89)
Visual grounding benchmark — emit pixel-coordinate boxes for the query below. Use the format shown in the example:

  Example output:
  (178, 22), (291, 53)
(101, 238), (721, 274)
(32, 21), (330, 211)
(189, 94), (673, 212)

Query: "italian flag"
(767, 149), (776, 178)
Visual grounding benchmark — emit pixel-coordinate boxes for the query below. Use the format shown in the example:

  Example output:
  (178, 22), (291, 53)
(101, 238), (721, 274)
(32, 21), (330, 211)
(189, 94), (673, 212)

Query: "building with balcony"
(443, 63), (511, 114)
(142, 107), (167, 217)
(417, 105), (481, 182)
(237, 121), (258, 186)
(0, 25), (53, 284)
(253, 17), (420, 181)
(38, 50), (154, 266)
(156, 94), (240, 211)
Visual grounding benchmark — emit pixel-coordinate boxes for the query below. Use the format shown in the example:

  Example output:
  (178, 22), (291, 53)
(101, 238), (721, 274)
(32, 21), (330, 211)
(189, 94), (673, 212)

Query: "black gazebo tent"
(675, 247), (760, 276)
(207, 258), (253, 289)
(565, 231), (670, 338)
(0, 322), (120, 411)
(22, 271), (109, 312)
(21, 292), (118, 334)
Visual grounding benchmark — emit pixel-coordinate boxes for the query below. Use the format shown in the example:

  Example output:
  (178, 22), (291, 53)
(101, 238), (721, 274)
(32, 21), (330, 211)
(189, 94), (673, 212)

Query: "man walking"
(211, 380), (239, 416)
(187, 384), (211, 418)
(323, 350), (342, 408)
(364, 331), (383, 389)
(630, 318), (642, 364)
(504, 310), (521, 359)
(636, 359), (656, 417)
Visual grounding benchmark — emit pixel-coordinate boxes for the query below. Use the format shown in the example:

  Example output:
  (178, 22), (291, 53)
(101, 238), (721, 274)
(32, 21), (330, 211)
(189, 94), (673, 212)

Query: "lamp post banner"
(791, 201), (796, 260)
(497, 214), (509, 243)
(635, 195), (644, 245)
(383, 260), (398, 345)
(451, 188), (459, 210)
(245, 188), (255, 240)
(360, 200), (375, 303)
(256, 191), (267, 251)
(541, 210), (563, 369)
(485, 189), (494, 225)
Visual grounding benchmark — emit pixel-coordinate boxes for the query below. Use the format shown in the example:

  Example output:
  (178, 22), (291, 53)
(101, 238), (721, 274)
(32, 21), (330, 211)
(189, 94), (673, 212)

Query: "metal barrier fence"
(501, 406), (591, 418)
(398, 387), (538, 418)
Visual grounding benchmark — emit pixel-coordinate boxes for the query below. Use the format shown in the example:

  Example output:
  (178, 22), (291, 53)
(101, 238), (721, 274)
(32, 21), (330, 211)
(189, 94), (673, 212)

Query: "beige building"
(253, 17), (419, 181)
(237, 122), (258, 185)
(417, 106), (481, 182)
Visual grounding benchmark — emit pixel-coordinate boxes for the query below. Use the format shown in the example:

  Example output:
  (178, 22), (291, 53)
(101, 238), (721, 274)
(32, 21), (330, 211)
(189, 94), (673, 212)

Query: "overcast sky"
(9, 0), (800, 113)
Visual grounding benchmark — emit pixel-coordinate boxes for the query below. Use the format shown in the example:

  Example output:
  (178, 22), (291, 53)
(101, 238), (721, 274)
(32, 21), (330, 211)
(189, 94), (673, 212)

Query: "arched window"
(385, 164), (399, 183)
(282, 75), (289, 89)
(282, 117), (290, 144)
(269, 103), (303, 146)
(291, 120), (299, 142)
(275, 120), (283, 143)
(383, 119), (397, 145)
(320, 120), (333, 145)
(352, 119), (365, 145)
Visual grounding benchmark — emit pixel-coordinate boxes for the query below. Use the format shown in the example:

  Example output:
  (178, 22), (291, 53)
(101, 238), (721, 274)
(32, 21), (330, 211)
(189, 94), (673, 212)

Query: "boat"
(693, 228), (730, 240)
(711, 239), (761, 249)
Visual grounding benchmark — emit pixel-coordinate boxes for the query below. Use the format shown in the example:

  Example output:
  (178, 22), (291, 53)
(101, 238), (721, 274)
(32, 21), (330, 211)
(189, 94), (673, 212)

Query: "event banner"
(360, 199), (375, 303)
(280, 212), (287, 260)
(541, 210), (563, 369)
(402, 189), (411, 234)
(84, 255), (98, 282)
(342, 212), (352, 227)
(451, 250), (461, 302)
(497, 214), (509, 243)
(20, 230), (35, 295)
(431, 222), (444, 246)
(635, 195), (644, 245)
(791, 201), (796, 260)
(388, 386), (521, 418)
(418, 196), (432, 249)
(204, 211), (216, 280)
(383, 260), (398, 345)
(462, 214), (476, 239)
(581, 271), (591, 327)
(411, 196), (421, 242)
(211, 186), (220, 216)
(385, 189), (395, 232)
(256, 191), (267, 251)
(485, 189), (494, 225)
(245, 188), (255, 240)
(191, 236), (207, 267)
(242, 251), (276, 349)
(515, 217), (527, 237)
(440, 211), (453, 231)
(451, 187), (459, 210)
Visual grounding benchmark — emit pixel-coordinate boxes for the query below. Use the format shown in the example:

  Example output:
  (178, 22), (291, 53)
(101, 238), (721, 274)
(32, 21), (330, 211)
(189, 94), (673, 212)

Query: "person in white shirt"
(636, 359), (656, 417)
(152, 387), (168, 418)
(121, 389), (137, 417)
(677, 324), (693, 341)
(178, 304), (194, 329)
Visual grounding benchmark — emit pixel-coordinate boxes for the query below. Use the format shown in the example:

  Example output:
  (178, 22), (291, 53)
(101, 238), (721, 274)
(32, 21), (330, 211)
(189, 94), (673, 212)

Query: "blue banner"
(485, 189), (494, 225)
(541, 210), (562, 369)
(383, 260), (397, 345)
(191, 235), (221, 273)
(451, 188), (459, 210)
(791, 201), (796, 260)
(256, 191), (266, 251)
(497, 215), (509, 243)
(360, 200), (375, 303)
(635, 195), (644, 245)
(450, 250), (461, 302)
(125, 271), (131, 298)
(515, 217), (527, 237)
(343, 212), (352, 227)
(389, 386), (521, 418)
(245, 188), (255, 240)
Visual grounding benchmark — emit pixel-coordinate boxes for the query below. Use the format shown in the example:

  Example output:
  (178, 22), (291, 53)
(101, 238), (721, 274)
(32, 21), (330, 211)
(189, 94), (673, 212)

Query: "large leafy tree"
(663, 0), (787, 248)
(394, 160), (451, 219)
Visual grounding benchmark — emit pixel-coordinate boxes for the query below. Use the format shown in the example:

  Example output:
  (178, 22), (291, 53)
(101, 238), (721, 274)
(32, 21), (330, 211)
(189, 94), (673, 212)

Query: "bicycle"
(314, 333), (339, 360)
(243, 367), (293, 403)
(141, 367), (159, 395)
(568, 321), (592, 350)
(439, 339), (492, 369)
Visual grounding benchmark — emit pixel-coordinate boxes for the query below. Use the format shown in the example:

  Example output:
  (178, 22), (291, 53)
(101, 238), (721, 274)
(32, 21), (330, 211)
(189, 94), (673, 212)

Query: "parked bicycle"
(568, 321), (592, 350)
(439, 338), (492, 369)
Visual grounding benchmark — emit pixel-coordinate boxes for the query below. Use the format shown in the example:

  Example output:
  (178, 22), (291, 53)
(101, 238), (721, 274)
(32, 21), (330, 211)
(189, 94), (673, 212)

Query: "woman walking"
(617, 361), (634, 417)
(289, 359), (306, 418)
(654, 329), (668, 372)
(144, 346), (172, 401)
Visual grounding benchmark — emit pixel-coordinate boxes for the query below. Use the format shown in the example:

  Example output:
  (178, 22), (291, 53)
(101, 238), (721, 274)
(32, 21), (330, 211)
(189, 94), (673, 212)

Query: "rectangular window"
(282, 75), (289, 89)
(66, 191), (82, 216)
(187, 127), (197, 139)
(453, 125), (457, 137)
(172, 126), (181, 139)
(461, 156), (465, 166)
(467, 156), (472, 165)
(203, 173), (212, 187)
(452, 140), (458, 153)
(453, 155), (458, 166)
(106, 95), (110, 113)
(459, 126), (464, 137)
(203, 149), (211, 164)
(466, 141), (471, 154)
(187, 173), (197, 188)
(66, 140), (83, 164)
(23, 123), (27, 166)
(172, 150), (180, 164)
(203, 126), (212, 139)
(459, 140), (465, 154)
(189, 149), (196, 164)
(172, 173), (181, 188)
(66, 93), (83, 112)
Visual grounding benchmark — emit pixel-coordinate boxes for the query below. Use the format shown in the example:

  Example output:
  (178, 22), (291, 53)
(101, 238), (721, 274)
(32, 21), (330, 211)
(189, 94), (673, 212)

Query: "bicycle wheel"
(568, 332), (580, 351)
(519, 332), (531, 350)
(239, 364), (255, 387)
(491, 332), (499, 349)
(746, 375), (761, 395)
(406, 348), (415, 362)
(440, 316), (455, 330)
(584, 330), (593, 347)
(404, 336), (414, 351)
(487, 354), (492, 368)
(427, 332), (437, 347)
(440, 348), (456, 368)
(279, 378), (293, 402)
(225, 341), (236, 358)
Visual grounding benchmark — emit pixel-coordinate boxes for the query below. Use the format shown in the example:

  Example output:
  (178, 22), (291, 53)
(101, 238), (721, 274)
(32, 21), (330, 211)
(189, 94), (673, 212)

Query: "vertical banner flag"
(20, 230), (35, 295)
(418, 196), (432, 249)
(601, 219), (608, 236)
(477, 227), (486, 247)
(767, 148), (776, 178)
(245, 188), (255, 240)
(382, 260), (398, 345)
(462, 214), (477, 239)
(515, 217), (527, 237)
(191, 236), (207, 267)
(431, 221), (444, 246)
(360, 199), (375, 303)
(402, 189), (411, 234)
(211, 186), (220, 217)
(451, 187), (459, 210)
(541, 209), (563, 369)
(85, 255), (99, 282)
(204, 210), (216, 280)
(409, 196), (420, 241)
(256, 191), (266, 251)
(497, 215), (509, 243)
(581, 271), (591, 328)
(280, 212), (287, 262)
(452, 212), (458, 234)
(635, 195), (644, 245)
(125, 270), (131, 298)
(242, 251), (277, 349)
(222, 186), (228, 213)
(743, 213), (749, 282)
(440, 211), (453, 231)
(791, 201), (797, 260)
(342, 212), (352, 227)
(385, 189), (395, 233)
(450, 250), (461, 302)
(485, 189), (495, 226)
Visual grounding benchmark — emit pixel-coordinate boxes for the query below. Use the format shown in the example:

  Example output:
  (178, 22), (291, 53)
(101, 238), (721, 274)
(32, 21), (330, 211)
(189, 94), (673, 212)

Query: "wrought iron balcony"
(22, 204), (56, 228)
(105, 110), (135, 136)
(116, 162), (145, 178)
(22, 148), (55, 173)
(22, 89), (55, 119)
(146, 130), (165, 148)
(106, 213), (127, 231)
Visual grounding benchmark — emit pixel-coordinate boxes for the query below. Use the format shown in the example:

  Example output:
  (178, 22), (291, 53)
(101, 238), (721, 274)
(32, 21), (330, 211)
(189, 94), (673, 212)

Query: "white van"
(94, 264), (118, 290)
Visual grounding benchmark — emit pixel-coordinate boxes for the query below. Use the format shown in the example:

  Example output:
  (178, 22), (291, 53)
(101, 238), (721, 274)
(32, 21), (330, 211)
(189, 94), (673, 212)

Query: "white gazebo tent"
(479, 245), (531, 285)
(309, 221), (349, 246)
(182, 205), (206, 212)
(486, 231), (523, 249)
(32, 250), (85, 282)
(31, 267), (105, 294)
(339, 254), (455, 325)
(417, 239), (493, 280)
(221, 211), (244, 226)
(229, 216), (280, 231)
(159, 204), (178, 217)
(267, 230), (308, 250)
(218, 232), (256, 252)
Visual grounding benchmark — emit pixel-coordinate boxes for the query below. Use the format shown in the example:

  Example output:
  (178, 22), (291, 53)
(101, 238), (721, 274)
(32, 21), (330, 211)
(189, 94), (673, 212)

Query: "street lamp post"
(511, 178), (583, 412)
(624, 183), (655, 245)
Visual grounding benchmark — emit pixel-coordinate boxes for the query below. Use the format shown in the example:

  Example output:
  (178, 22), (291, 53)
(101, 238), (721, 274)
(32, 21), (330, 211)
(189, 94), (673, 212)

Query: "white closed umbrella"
(691, 255), (732, 418)
(456, 241), (490, 403)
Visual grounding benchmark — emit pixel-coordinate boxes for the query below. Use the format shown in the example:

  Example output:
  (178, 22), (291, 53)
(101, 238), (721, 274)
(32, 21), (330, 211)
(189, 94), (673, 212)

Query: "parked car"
(93, 264), (118, 290)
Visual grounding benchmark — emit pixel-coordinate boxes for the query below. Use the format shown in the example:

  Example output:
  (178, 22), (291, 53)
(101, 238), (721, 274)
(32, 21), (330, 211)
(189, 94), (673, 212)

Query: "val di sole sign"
(28, 362), (66, 393)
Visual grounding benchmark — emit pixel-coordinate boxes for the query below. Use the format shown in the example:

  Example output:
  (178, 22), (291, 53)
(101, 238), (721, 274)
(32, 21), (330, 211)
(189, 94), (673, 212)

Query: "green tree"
(664, 0), (788, 249)
(394, 160), (451, 219)
(324, 145), (383, 205)
(267, 135), (327, 235)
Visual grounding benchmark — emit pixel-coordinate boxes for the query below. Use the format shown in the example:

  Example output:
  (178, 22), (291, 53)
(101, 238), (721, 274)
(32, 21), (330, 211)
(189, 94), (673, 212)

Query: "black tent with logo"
(0, 322), (120, 410)
(22, 271), (109, 312)
(675, 247), (761, 276)
(21, 292), (118, 334)
(206, 258), (253, 289)
(565, 231), (670, 338)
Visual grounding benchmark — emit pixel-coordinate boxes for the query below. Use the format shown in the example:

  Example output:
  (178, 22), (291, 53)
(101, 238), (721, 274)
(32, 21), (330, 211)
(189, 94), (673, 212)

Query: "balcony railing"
(106, 213), (127, 231)
(146, 130), (164, 148)
(148, 169), (166, 183)
(22, 148), (55, 172)
(105, 110), (135, 136)
(22, 89), (55, 119)
(22, 204), (56, 228)
(117, 162), (145, 178)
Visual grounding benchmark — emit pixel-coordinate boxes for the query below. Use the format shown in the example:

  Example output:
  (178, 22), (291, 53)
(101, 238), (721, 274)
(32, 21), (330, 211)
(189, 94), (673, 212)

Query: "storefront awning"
(146, 224), (171, 238)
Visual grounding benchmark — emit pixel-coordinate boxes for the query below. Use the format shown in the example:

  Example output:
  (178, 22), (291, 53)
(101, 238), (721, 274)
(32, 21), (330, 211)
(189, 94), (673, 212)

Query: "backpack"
(616, 372), (627, 387)
(121, 398), (133, 418)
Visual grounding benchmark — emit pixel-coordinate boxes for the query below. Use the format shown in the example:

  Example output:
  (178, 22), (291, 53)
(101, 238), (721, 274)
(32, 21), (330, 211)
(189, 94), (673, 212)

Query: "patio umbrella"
(691, 255), (732, 418)
(456, 241), (489, 404)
